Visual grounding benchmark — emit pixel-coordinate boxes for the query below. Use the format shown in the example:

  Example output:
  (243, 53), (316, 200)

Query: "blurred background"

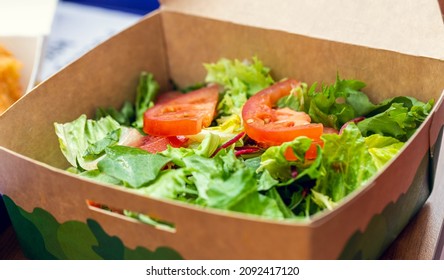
(40, 0), (160, 81)
(63, 0), (160, 15)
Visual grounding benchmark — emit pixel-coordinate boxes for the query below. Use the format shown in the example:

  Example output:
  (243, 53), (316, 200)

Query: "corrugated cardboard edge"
(160, 0), (444, 60)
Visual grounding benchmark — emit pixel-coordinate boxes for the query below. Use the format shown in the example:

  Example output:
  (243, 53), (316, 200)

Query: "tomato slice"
(143, 85), (219, 136)
(138, 135), (188, 153)
(242, 79), (323, 145)
(154, 90), (183, 105)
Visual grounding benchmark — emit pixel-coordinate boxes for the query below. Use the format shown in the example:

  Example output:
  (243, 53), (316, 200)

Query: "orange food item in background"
(0, 45), (22, 113)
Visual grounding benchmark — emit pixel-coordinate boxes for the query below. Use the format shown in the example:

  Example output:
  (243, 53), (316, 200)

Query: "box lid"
(0, 0), (58, 36)
(161, 0), (444, 60)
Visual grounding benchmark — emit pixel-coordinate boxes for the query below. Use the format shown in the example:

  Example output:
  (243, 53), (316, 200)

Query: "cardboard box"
(0, 0), (443, 259)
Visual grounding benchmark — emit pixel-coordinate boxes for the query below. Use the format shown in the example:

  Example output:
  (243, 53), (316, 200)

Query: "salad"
(54, 57), (434, 223)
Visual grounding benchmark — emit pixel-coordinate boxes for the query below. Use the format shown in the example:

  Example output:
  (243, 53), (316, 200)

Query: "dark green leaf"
(304, 76), (377, 129)
(357, 103), (409, 140)
(265, 187), (296, 218)
(95, 101), (135, 126)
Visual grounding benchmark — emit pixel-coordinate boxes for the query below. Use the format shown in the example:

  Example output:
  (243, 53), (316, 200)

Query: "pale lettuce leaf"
(365, 134), (404, 169)
(204, 57), (274, 116)
(54, 114), (121, 170)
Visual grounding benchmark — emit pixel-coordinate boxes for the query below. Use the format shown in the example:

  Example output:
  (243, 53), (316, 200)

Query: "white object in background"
(0, 0), (57, 93)
(0, 36), (44, 93)
(40, 1), (142, 81)
(0, 0), (58, 36)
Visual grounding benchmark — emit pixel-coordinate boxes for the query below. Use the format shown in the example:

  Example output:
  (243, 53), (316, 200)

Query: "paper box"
(0, 0), (443, 259)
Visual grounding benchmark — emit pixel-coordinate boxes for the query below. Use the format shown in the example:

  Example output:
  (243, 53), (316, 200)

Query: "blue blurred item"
(63, 0), (160, 15)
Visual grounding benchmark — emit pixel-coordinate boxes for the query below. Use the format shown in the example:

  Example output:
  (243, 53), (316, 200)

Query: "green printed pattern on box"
(339, 152), (431, 259)
(2, 196), (183, 260)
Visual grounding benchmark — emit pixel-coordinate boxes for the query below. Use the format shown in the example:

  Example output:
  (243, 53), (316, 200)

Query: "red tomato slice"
(242, 79), (323, 145)
(154, 90), (183, 105)
(138, 135), (188, 153)
(143, 85), (219, 136)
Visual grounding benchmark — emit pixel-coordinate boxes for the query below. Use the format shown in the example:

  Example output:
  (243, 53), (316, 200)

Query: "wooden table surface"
(1, 136), (444, 260)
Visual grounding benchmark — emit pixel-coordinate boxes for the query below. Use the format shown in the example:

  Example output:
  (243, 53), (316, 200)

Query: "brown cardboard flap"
(162, 11), (444, 102)
(161, 0), (444, 59)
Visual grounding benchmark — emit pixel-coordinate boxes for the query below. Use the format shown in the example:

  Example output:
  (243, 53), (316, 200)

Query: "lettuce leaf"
(95, 101), (134, 126)
(186, 114), (244, 145)
(357, 97), (434, 141)
(229, 191), (284, 219)
(76, 169), (122, 185)
(204, 57), (274, 116)
(304, 76), (377, 129)
(205, 168), (257, 208)
(357, 103), (408, 140)
(54, 115), (121, 170)
(160, 149), (285, 218)
(314, 123), (377, 202)
(365, 134), (404, 169)
(276, 82), (308, 112)
(94, 72), (159, 129)
(265, 187), (297, 219)
(258, 137), (314, 181)
(182, 150), (246, 201)
(311, 190), (337, 211)
(132, 72), (159, 129)
(134, 168), (197, 202)
(160, 133), (221, 167)
(97, 145), (171, 188)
